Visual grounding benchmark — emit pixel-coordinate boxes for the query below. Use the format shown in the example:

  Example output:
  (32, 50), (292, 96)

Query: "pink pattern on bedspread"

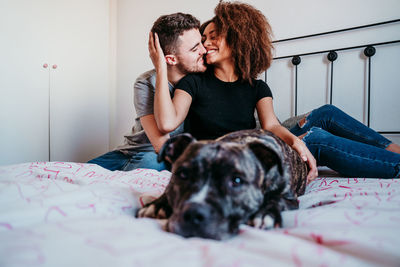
(0, 162), (399, 267)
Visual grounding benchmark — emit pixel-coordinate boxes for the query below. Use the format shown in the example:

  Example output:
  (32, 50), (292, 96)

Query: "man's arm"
(134, 69), (170, 154)
(140, 114), (170, 153)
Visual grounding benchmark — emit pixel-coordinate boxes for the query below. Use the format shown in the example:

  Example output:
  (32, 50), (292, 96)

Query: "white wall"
(111, 0), (400, 148)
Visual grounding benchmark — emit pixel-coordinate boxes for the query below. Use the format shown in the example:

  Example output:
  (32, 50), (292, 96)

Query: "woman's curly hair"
(213, 1), (274, 84)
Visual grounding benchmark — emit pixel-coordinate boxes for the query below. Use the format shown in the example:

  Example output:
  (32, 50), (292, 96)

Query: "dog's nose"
(182, 203), (209, 226)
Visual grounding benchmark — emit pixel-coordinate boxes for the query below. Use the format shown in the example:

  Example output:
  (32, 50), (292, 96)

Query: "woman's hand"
(148, 32), (167, 73)
(291, 139), (318, 183)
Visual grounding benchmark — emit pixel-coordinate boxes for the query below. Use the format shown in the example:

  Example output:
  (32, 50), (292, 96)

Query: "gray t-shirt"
(117, 69), (184, 155)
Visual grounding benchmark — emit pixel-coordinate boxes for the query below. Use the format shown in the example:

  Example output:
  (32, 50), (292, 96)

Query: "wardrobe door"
(0, 1), (51, 165)
(0, 0), (110, 165)
(48, 0), (110, 163)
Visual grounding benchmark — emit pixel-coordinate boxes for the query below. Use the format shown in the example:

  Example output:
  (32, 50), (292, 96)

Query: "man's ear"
(165, 55), (177, 66)
(158, 133), (196, 168)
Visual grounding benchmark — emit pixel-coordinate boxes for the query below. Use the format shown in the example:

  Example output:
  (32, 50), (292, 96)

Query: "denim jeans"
(288, 104), (400, 178)
(87, 150), (166, 171)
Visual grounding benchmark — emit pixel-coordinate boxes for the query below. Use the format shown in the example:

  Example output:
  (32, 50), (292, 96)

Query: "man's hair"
(151, 13), (200, 55)
(213, 1), (274, 84)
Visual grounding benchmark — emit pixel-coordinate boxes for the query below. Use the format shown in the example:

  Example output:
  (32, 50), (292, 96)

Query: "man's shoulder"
(135, 69), (156, 84)
(134, 69), (157, 95)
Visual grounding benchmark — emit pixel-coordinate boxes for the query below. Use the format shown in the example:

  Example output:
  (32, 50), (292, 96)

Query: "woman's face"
(202, 22), (232, 66)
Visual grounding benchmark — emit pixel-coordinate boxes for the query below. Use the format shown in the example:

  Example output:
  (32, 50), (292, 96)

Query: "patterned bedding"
(0, 162), (399, 267)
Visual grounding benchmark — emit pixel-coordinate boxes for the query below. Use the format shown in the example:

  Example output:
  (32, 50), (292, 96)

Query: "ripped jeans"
(287, 104), (400, 178)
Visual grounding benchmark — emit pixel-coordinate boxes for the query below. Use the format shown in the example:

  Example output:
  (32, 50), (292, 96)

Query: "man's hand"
(148, 32), (167, 73)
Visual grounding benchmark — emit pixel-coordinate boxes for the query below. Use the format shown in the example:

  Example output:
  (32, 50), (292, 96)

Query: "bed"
(2, 20), (400, 267)
(0, 161), (399, 267)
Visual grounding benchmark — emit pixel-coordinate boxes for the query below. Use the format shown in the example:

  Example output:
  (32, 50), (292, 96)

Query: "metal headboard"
(267, 19), (400, 134)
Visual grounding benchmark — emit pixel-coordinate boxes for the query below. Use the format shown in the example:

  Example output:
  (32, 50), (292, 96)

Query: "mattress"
(0, 162), (399, 266)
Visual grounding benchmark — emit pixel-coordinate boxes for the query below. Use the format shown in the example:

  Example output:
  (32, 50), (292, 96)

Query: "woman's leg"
(289, 104), (393, 149)
(303, 127), (400, 178)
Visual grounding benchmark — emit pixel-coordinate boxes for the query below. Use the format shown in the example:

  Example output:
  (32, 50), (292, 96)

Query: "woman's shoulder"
(252, 78), (271, 89)
(251, 78), (273, 97)
(252, 78), (267, 86)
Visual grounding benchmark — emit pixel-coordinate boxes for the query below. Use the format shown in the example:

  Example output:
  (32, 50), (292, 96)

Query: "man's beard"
(176, 56), (206, 75)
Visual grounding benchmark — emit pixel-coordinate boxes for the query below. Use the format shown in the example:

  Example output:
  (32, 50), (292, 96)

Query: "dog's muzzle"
(169, 202), (212, 238)
(168, 202), (233, 240)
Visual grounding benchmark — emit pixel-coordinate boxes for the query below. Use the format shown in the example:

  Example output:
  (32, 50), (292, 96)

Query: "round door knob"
(43, 63), (48, 68)
(52, 64), (58, 69)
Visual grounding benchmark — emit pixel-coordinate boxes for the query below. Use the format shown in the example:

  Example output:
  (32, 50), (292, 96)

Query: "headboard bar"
(272, 19), (400, 44)
(274, 40), (400, 60)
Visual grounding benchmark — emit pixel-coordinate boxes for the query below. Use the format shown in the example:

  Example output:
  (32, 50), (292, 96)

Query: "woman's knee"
(304, 104), (344, 126)
(297, 105), (337, 128)
(303, 127), (332, 143)
(313, 104), (340, 117)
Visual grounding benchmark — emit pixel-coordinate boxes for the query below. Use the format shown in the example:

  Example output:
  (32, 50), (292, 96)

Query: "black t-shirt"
(176, 70), (273, 140)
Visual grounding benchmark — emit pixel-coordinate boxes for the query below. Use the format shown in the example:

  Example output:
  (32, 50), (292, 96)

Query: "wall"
(111, 0), (400, 148)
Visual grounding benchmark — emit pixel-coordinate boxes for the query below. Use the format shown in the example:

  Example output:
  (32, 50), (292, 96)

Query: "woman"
(151, 1), (400, 179)
(151, 1), (318, 182)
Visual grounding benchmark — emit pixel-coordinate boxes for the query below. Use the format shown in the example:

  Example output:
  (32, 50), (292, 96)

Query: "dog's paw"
(135, 193), (172, 220)
(247, 208), (282, 230)
(136, 204), (167, 219)
(248, 215), (277, 230)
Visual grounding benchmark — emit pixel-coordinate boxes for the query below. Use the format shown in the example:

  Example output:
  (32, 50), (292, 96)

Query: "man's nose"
(199, 44), (207, 55)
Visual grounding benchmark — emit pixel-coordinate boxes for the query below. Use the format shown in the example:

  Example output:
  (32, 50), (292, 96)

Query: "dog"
(136, 129), (308, 240)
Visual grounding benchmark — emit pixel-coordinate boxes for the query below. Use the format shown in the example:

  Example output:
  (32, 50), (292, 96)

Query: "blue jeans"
(87, 150), (166, 171)
(289, 104), (400, 178)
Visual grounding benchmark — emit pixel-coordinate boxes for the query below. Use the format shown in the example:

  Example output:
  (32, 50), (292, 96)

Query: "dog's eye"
(175, 169), (188, 180)
(230, 177), (244, 187)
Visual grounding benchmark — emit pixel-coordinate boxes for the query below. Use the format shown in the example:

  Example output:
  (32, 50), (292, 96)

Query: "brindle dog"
(136, 129), (308, 240)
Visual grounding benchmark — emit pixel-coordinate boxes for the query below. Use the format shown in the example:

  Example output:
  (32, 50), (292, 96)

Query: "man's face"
(175, 29), (207, 74)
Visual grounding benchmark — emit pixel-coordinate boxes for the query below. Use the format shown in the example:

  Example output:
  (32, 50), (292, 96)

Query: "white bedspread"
(0, 162), (399, 267)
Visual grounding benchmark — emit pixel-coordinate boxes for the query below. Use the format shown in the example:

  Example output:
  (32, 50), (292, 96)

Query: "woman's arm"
(256, 97), (318, 182)
(140, 114), (170, 153)
(149, 32), (192, 133)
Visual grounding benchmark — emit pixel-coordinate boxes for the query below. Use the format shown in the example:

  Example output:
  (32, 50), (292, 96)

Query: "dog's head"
(158, 133), (288, 240)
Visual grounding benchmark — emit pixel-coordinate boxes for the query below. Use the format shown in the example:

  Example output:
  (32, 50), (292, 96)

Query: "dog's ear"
(247, 141), (286, 194)
(158, 133), (196, 166)
(248, 141), (283, 175)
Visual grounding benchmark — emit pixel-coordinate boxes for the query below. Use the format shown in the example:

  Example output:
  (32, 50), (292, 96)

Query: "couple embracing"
(89, 1), (400, 180)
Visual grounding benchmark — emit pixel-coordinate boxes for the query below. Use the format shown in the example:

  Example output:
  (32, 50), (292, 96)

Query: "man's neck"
(167, 66), (185, 86)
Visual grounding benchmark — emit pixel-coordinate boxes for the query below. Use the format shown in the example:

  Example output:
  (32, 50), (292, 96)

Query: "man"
(88, 13), (207, 171)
